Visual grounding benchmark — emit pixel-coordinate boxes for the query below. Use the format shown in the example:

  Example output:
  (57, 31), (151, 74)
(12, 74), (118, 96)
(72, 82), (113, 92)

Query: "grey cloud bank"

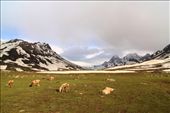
(1, 1), (169, 66)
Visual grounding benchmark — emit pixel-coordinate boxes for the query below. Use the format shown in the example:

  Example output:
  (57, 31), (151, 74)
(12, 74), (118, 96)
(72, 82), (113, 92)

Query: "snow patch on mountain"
(0, 39), (82, 71)
(106, 58), (170, 72)
(96, 44), (170, 70)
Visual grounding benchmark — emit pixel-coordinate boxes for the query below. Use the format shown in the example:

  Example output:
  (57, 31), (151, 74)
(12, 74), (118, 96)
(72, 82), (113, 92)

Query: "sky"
(1, 1), (170, 66)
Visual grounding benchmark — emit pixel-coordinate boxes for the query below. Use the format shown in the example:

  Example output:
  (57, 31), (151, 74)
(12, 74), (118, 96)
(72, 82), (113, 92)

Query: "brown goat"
(8, 80), (14, 88)
(29, 80), (40, 87)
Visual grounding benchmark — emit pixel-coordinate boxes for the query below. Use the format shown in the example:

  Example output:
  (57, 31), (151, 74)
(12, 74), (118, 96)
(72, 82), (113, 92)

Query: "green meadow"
(1, 71), (170, 113)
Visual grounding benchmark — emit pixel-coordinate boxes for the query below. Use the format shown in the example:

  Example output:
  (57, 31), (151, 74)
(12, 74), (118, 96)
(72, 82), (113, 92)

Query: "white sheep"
(59, 83), (70, 93)
(102, 87), (114, 95)
(47, 76), (55, 81)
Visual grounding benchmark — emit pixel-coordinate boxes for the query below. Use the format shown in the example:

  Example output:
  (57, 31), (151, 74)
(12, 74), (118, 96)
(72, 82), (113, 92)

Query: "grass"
(1, 71), (170, 113)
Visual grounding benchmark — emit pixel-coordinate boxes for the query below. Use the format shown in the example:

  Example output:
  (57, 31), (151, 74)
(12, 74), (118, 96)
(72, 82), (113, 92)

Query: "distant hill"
(95, 44), (170, 69)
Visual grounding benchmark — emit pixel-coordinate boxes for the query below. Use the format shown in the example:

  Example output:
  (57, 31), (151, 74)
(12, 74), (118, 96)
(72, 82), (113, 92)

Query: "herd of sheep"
(7, 75), (115, 95)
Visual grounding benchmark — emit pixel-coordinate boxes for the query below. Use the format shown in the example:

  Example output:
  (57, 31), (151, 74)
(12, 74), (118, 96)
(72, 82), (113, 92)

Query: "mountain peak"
(0, 39), (82, 71)
(124, 53), (140, 57)
(110, 55), (120, 59)
(97, 44), (170, 69)
(7, 39), (24, 43)
(163, 44), (170, 53)
(109, 55), (121, 63)
(123, 53), (141, 61)
(151, 44), (170, 59)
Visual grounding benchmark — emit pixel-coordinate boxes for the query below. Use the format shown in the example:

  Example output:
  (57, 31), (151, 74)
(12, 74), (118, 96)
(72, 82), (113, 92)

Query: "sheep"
(8, 80), (14, 88)
(59, 83), (70, 93)
(47, 76), (55, 81)
(29, 80), (40, 87)
(102, 87), (114, 95)
(106, 78), (116, 82)
(14, 75), (19, 79)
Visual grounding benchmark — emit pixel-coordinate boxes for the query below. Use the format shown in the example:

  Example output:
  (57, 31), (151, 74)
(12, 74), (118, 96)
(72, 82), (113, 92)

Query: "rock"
(19, 109), (25, 113)
(106, 78), (116, 82)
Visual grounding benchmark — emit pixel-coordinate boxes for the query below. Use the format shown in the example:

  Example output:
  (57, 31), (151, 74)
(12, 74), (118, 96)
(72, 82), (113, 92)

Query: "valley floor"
(1, 71), (170, 113)
(38, 70), (136, 74)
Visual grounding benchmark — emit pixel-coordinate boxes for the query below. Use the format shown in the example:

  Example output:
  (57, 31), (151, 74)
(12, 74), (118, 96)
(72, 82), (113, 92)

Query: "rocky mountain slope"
(0, 39), (82, 71)
(106, 57), (170, 72)
(151, 44), (170, 59)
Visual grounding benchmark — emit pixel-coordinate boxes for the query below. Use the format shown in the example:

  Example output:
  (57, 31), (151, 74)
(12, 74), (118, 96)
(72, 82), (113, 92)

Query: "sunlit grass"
(1, 71), (170, 113)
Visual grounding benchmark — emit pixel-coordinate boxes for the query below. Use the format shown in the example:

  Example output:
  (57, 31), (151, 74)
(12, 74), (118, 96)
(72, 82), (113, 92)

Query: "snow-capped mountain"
(151, 44), (170, 59)
(95, 44), (170, 69)
(0, 39), (82, 71)
(122, 53), (141, 64)
(102, 55), (123, 68)
(140, 53), (152, 61)
(106, 57), (170, 72)
(96, 53), (144, 69)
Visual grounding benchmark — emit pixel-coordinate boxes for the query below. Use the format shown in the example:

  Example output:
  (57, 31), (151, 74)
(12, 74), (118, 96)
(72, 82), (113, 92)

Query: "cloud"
(61, 46), (103, 60)
(50, 45), (64, 54)
(86, 50), (104, 59)
(122, 50), (153, 57)
(61, 46), (126, 65)
(69, 60), (92, 67)
(1, 1), (169, 66)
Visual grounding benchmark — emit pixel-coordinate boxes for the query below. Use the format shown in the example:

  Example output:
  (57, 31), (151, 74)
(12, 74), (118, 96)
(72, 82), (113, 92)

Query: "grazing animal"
(106, 78), (116, 82)
(14, 75), (19, 78)
(47, 76), (55, 81)
(29, 80), (40, 87)
(102, 87), (114, 95)
(59, 83), (70, 93)
(8, 80), (14, 88)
